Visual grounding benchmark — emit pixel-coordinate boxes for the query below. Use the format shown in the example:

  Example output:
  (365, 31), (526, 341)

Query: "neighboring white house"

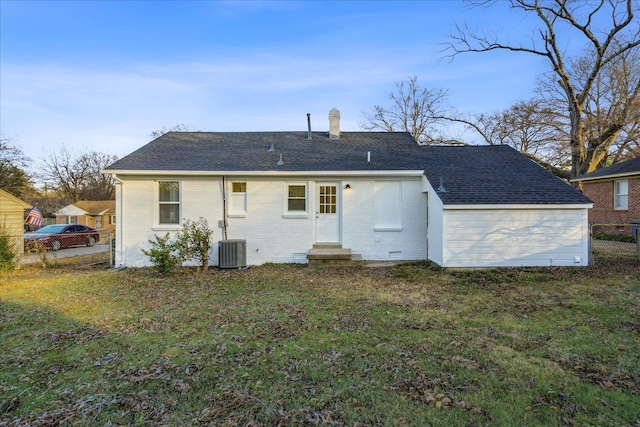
(103, 109), (593, 268)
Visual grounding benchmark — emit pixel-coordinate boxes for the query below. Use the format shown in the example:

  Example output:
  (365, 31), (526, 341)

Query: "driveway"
(20, 242), (110, 265)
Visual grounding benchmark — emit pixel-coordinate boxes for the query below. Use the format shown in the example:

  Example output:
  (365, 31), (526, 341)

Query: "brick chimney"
(328, 108), (340, 140)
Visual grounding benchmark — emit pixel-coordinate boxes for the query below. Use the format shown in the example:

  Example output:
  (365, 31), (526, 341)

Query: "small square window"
(230, 182), (247, 215)
(232, 182), (246, 193)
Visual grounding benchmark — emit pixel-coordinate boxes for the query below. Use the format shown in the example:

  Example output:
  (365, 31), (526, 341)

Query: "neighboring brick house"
(54, 200), (116, 233)
(104, 108), (592, 268)
(572, 157), (640, 231)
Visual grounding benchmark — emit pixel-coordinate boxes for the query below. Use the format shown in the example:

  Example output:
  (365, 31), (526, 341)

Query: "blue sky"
(1, 1), (549, 165)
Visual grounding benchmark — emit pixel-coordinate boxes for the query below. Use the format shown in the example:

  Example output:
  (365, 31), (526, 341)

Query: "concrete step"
(307, 244), (363, 267)
(307, 248), (353, 260)
(311, 243), (343, 249)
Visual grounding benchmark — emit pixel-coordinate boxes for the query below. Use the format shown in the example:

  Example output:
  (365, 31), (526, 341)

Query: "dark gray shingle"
(105, 132), (591, 205)
(421, 145), (592, 205)
(105, 131), (427, 171)
(572, 156), (640, 181)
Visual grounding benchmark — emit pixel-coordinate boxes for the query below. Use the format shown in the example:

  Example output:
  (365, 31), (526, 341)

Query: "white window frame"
(68, 215), (77, 224)
(109, 215), (116, 224)
(229, 181), (247, 217)
(614, 180), (628, 210)
(96, 216), (103, 229)
(283, 182), (308, 218)
(157, 180), (181, 228)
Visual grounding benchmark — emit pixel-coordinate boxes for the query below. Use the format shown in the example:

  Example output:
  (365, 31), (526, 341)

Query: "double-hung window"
(614, 180), (628, 210)
(287, 184), (307, 213)
(159, 181), (180, 224)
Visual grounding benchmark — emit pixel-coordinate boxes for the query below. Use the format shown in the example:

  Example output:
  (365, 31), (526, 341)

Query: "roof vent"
(268, 143), (275, 152)
(329, 108), (340, 140)
(307, 113), (312, 140)
(277, 153), (283, 166)
(437, 177), (447, 193)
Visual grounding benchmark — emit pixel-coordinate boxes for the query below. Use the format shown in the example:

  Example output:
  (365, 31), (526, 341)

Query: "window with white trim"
(614, 180), (628, 210)
(287, 184), (307, 212)
(96, 216), (103, 229)
(68, 216), (77, 224)
(109, 215), (116, 224)
(230, 182), (247, 216)
(159, 181), (180, 224)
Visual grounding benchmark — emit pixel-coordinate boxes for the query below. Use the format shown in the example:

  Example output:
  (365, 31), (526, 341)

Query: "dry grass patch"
(1, 262), (639, 426)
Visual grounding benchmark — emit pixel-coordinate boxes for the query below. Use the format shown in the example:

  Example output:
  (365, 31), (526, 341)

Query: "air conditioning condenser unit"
(218, 239), (247, 269)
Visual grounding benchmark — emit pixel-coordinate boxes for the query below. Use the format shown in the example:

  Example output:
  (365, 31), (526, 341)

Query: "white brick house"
(104, 109), (593, 268)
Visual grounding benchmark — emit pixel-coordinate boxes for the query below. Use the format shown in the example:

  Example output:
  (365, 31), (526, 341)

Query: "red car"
(24, 224), (100, 251)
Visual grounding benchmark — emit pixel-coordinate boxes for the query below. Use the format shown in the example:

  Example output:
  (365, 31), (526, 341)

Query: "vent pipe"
(329, 108), (340, 140)
(307, 113), (312, 140)
(367, 151), (371, 164)
(437, 177), (447, 193)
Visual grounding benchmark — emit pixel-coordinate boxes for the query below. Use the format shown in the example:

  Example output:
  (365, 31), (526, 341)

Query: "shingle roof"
(104, 132), (591, 206)
(421, 145), (592, 205)
(572, 156), (640, 181)
(104, 131), (428, 172)
(73, 200), (116, 215)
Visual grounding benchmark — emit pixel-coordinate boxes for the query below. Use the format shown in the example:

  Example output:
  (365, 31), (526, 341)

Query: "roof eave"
(442, 203), (593, 209)
(572, 171), (640, 182)
(103, 169), (426, 177)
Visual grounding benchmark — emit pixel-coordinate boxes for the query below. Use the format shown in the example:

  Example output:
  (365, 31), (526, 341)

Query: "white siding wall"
(117, 175), (427, 267)
(426, 184), (444, 266)
(440, 207), (590, 267)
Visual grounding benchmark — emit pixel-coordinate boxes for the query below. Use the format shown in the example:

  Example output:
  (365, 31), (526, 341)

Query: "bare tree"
(361, 76), (454, 145)
(451, 99), (571, 178)
(150, 124), (190, 139)
(80, 151), (119, 200)
(38, 146), (118, 204)
(0, 136), (33, 198)
(535, 39), (640, 166)
(445, 0), (640, 178)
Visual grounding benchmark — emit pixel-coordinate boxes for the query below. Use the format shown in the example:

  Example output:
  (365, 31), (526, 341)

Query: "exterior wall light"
(345, 184), (351, 190)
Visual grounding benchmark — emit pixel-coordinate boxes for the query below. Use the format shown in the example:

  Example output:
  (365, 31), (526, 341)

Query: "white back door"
(315, 182), (340, 243)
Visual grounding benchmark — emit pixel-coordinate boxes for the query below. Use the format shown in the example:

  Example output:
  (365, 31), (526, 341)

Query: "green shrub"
(0, 225), (16, 271)
(592, 233), (636, 243)
(141, 233), (180, 275)
(174, 217), (214, 270)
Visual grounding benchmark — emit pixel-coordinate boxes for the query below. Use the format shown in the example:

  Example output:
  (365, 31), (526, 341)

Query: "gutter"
(571, 171), (640, 182)
(109, 173), (125, 268)
(101, 170), (426, 178)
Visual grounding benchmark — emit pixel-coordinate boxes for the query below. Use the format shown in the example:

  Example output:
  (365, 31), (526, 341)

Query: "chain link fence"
(13, 231), (114, 268)
(590, 224), (639, 266)
(6, 226), (638, 269)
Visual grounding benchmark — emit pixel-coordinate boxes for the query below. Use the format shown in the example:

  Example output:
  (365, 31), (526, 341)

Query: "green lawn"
(1, 261), (638, 426)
